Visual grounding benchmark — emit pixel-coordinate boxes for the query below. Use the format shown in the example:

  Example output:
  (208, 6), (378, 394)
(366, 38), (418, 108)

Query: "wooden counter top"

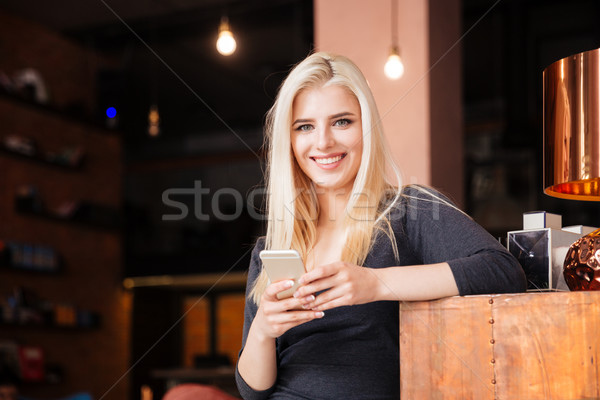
(399, 291), (600, 399)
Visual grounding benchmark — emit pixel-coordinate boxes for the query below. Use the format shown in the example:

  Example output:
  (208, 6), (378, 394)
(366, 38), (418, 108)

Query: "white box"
(523, 211), (562, 230)
(561, 225), (597, 235)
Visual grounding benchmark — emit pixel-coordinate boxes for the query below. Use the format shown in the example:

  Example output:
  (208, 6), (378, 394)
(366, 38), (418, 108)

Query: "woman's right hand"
(238, 279), (321, 391)
(254, 279), (324, 339)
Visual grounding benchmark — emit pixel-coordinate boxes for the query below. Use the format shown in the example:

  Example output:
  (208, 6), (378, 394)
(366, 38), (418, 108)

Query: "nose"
(316, 125), (335, 150)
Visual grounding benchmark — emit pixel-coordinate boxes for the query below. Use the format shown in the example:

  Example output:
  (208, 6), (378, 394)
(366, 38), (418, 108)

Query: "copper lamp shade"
(543, 47), (600, 200)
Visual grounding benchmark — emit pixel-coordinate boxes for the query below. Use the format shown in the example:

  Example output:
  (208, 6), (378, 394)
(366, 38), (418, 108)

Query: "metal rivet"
(490, 359), (496, 364)
(489, 318), (495, 324)
(490, 339), (495, 344)
(489, 299), (494, 304)
(491, 379), (496, 385)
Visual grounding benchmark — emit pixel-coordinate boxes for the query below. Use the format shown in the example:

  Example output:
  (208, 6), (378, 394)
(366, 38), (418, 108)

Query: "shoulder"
(382, 184), (458, 221)
(401, 184), (453, 203)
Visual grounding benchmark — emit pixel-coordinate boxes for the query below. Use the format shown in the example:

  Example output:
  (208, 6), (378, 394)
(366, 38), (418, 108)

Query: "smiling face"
(290, 85), (363, 193)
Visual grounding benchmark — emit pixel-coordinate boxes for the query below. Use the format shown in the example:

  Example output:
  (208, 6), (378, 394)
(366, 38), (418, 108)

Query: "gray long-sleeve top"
(235, 186), (527, 399)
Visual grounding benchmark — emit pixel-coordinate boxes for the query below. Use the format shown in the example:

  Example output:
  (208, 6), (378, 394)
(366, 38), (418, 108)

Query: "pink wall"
(315, 0), (431, 186)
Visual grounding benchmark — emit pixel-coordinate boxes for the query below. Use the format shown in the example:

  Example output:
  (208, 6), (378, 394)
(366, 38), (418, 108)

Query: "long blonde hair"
(250, 52), (403, 303)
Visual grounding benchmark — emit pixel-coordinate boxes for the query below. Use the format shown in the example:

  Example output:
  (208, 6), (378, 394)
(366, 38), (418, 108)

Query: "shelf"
(15, 200), (122, 231)
(0, 144), (83, 170)
(0, 12), (126, 398)
(0, 321), (100, 331)
(0, 265), (61, 275)
(0, 89), (116, 134)
(0, 308), (101, 330)
(123, 272), (247, 290)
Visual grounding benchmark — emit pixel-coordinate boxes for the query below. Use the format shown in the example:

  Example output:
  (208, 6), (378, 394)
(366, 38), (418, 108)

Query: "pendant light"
(148, 26), (160, 137)
(148, 104), (160, 137)
(384, 0), (405, 80)
(216, 16), (237, 56)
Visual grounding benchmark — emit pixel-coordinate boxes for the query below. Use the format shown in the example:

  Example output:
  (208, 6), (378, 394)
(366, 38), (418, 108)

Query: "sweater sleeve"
(398, 186), (527, 295)
(234, 238), (276, 400)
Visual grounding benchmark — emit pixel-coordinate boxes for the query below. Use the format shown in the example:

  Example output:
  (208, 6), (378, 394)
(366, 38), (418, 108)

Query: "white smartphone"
(259, 249), (306, 299)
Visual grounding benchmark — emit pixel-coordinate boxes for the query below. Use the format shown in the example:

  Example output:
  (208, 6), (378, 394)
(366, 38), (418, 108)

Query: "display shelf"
(0, 320), (100, 331)
(0, 11), (127, 398)
(0, 265), (62, 275)
(0, 89), (114, 134)
(0, 143), (83, 170)
(0, 307), (101, 330)
(0, 239), (62, 273)
(15, 200), (122, 231)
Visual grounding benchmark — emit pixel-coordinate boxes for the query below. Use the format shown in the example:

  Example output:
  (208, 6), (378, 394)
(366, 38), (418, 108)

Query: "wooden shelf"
(0, 265), (61, 275)
(0, 308), (101, 331)
(123, 272), (247, 291)
(0, 11), (127, 398)
(0, 144), (83, 170)
(0, 89), (116, 134)
(0, 321), (100, 330)
(15, 201), (121, 231)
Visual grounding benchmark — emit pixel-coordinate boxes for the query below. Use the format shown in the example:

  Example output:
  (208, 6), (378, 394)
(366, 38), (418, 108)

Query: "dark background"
(3, 0), (600, 276)
(463, 0), (600, 238)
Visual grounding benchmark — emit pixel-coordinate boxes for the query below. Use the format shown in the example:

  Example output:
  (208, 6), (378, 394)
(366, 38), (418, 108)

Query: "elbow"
(451, 251), (528, 296)
(496, 252), (528, 294)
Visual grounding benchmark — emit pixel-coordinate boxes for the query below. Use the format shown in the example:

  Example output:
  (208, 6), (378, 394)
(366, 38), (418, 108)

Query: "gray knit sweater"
(235, 186), (526, 399)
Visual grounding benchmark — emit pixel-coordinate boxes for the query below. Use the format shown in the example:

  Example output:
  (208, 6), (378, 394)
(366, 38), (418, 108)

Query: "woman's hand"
(238, 279), (323, 391)
(294, 262), (383, 311)
(253, 279), (324, 340)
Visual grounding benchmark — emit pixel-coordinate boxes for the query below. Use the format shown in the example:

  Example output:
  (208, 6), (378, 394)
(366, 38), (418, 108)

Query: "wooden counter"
(399, 291), (600, 399)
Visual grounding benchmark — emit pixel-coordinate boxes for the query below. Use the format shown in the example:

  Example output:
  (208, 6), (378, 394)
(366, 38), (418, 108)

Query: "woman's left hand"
(293, 262), (383, 311)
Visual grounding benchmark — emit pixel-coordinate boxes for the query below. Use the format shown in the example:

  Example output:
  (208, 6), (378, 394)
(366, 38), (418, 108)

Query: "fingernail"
(286, 280), (294, 288)
(293, 291), (300, 298)
(315, 311), (324, 318)
(305, 295), (315, 302)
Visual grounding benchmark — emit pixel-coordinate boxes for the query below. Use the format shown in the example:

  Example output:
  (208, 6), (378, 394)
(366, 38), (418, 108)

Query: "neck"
(316, 188), (350, 229)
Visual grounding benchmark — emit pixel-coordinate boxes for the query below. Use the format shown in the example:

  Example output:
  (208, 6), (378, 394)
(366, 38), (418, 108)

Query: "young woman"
(235, 52), (526, 399)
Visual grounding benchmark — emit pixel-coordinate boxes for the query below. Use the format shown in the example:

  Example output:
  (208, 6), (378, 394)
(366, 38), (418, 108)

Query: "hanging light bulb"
(384, 0), (404, 80)
(148, 104), (160, 137)
(384, 46), (405, 80)
(216, 16), (236, 56)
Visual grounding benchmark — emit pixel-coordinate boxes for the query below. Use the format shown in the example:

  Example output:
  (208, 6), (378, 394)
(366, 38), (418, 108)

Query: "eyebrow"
(292, 111), (356, 126)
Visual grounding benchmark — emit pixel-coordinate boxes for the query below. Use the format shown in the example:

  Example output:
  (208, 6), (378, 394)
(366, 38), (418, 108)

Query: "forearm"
(237, 321), (278, 391)
(374, 263), (459, 302)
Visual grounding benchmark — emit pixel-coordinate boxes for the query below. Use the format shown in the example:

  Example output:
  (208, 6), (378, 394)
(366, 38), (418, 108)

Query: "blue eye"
(334, 118), (351, 127)
(295, 124), (313, 132)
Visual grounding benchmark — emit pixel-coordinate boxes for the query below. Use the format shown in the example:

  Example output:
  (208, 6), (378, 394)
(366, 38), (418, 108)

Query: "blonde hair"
(250, 52), (404, 303)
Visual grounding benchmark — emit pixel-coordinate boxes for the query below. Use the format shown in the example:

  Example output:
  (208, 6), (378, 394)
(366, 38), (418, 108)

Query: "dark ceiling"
(2, 0), (314, 158)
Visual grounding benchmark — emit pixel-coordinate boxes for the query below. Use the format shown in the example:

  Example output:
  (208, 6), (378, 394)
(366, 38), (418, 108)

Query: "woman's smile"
(311, 152), (347, 168)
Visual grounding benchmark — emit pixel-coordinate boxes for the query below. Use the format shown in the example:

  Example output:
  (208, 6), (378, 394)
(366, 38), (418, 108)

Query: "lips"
(311, 153), (346, 165)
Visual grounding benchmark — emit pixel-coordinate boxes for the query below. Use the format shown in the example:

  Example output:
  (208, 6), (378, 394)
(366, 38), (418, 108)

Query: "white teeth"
(314, 155), (343, 165)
